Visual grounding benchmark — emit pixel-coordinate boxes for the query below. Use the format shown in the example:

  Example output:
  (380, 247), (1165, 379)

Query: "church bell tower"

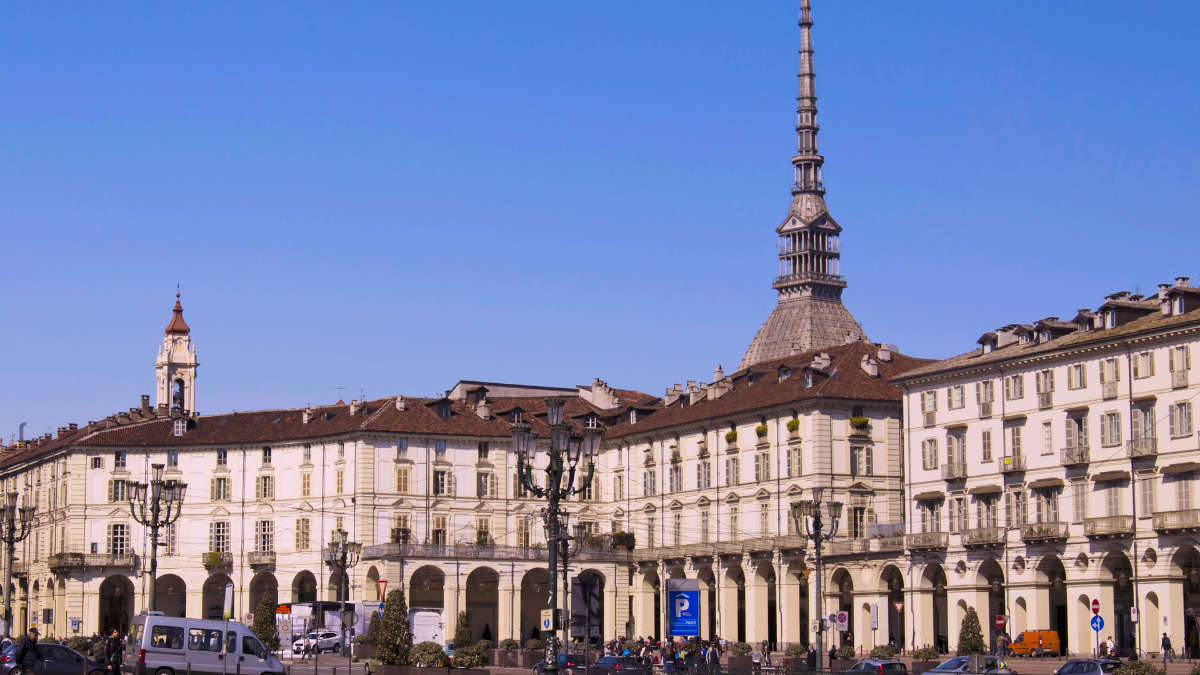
(155, 292), (198, 414)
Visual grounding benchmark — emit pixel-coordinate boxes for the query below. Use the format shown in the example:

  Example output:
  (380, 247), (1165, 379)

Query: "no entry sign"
(1092, 598), (1101, 615)
(996, 615), (1006, 630)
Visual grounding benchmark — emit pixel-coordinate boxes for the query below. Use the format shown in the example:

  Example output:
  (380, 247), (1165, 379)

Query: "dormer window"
(1105, 310), (1117, 329)
(982, 341), (995, 354)
(585, 415), (598, 429)
(1018, 332), (1031, 345)
(778, 366), (792, 383)
(630, 410), (638, 425)
(262, 447), (272, 465)
(1040, 330), (1052, 343)
(1175, 297), (1185, 316)
(397, 438), (408, 458)
(803, 372), (813, 388)
(511, 411), (524, 424)
(437, 402), (451, 419)
(172, 419), (186, 437)
(478, 441), (490, 459)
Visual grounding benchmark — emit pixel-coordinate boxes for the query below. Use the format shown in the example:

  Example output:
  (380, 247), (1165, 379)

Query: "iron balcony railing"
(362, 541), (632, 563)
(923, 411), (937, 428)
(1021, 522), (1069, 543)
(979, 401), (993, 419)
(248, 551), (277, 567)
(999, 455), (1026, 474)
(962, 527), (1006, 548)
(1061, 445), (1089, 466)
(1084, 515), (1134, 537)
(1102, 382), (1119, 400)
(1173, 370), (1190, 389)
(1153, 509), (1200, 533)
(1128, 437), (1158, 458)
(941, 463), (967, 480)
(48, 552), (138, 572)
(1038, 392), (1054, 409)
(906, 531), (948, 551)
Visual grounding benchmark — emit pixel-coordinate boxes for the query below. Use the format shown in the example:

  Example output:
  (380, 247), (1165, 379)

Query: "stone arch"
(99, 575), (134, 634)
(1035, 556), (1068, 651)
(520, 568), (549, 642)
(327, 570), (349, 602)
(880, 565), (904, 648)
(366, 566), (381, 601)
(1102, 551), (1135, 656)
(697, 565), (719, 640)
(155, 574), (187, 617)
(465, 567), (499, 645)
(575, 569), (606, 646)
(830, 567), (854, 648)
(202, 573), (234, 620)
(249, 572), (279, 614)
(292, 570), (317, 603)
(920, 563), (949, 653)
(410, 565), (445, 609)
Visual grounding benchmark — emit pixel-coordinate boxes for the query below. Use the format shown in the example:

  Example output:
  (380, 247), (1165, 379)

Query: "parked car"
(1, 642), (106, 675)
(588, 656), (646, 675)
(123, 612), (286, 675)
(1008, 630), (1061, 657)
(840, 659), (909, 675)
(290, 631), (342, 654)
(1053, 660), (1120, 675)
(931, 656), (1014, 674)
(532, 653), (584, 675)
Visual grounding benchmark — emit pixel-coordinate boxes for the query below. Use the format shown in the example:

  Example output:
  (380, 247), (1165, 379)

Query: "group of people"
(7, 627), (125, 675)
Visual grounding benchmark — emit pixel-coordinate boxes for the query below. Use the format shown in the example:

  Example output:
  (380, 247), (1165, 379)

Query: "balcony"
(962, 527), (1006, 548)
(1103, 382), (1119, 400)
(941, 463), (967, 481)
(1021, 522), (1069, 544)
(48, 552), (138, 573)
(979, 401), (993, 419)
(999, 455), (1026, 474)
(1173, 370), (1189, 389)
(1038, 392), (1054, 409)
(1153, 509), (1200, 533)
(923, 411), (936, 427)
(362, 541), (632, 563)
(9, 561), (27, 578)
(203, 551), (234, 570)
(906, 532), (948, 551)
(1084, 515), (1134, 538)
(1127, 437), (1158, 458)
(1061, 445), (1090, 467)
(248, 551), (276, 568)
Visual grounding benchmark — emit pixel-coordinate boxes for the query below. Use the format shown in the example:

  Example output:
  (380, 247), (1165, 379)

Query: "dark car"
(1054, 660), (1120, 675)
(532, 653), (584, 675)
(588, 656), (646, 675)
(1, 643), (106, 675)
(931, 656), (1014, 674)
(841, 660), (909, 675)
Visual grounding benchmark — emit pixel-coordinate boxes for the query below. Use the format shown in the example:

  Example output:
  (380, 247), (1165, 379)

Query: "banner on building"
(667, 579), (700, 637)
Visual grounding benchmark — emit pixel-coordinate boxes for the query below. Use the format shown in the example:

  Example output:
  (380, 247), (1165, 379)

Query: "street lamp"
(0, 493), (33, 637)
(790, 487), (843, 672)
(325, 529), (362, 657)
(128, 463), (188, 613)
(513, 398), (600, 675)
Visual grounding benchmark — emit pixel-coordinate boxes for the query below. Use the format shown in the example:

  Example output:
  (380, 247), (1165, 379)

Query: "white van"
(123, 612), (286, 675)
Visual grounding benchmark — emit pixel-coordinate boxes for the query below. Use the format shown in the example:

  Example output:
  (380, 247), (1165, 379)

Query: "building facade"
(894, 278), (1200, 656)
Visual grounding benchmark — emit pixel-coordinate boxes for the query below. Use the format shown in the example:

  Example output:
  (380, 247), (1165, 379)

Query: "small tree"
(453, 610), (474, 648)
(251, 596), (280, 651)
(361, 611), (381, 644)
(956, 606), (986, 655)
(377, 588), (414, 665)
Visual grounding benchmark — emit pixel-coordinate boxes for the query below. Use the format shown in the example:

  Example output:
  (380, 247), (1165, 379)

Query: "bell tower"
(155, 292), (198, 414)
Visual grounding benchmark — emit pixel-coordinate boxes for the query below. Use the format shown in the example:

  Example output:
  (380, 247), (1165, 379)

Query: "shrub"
(849, 416), (870, 430)
(376, 588), (414, 665)
(785, 644), (805, 657)
(452, 645), (488, 668)
(476, 639), (491, 650)
(911, 646), (939, 661)
(870, 646), (897, 658)
(500, 638), (519, 650)
(837, 645), (856, 660)
(612, 531), (636, 550)
(453, 610), (475, 649)
(411, 641), (448, 668)
(525, 639), (544, 650)
(1115, 663), (1165, 675)
(956, 606), (986, 655)
(360, 611), (381, 645)
(786, 419), (800, 433)
(725, 430), (739, 444)
(250, 595), (280, 651)
(755, 424), (769, 438)
(65, 636), (91, 653)
(730, 642), (752, 656)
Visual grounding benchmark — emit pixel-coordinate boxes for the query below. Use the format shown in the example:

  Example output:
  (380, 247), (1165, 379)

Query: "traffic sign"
(894, 601), (904, 613)
(1131, 606), (1139, 623)
(1091, 615), (1104, 632)
(540, 609), (556, 632)
(1092, 598), (1101, 615)
(837, 611), (849, 631)
(996, 615), (1006, 630)
(869, 604), (878, 630)
(276, 604), (291, 615)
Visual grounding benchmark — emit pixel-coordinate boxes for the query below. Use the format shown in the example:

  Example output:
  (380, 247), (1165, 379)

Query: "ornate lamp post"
(512, 398), (600, 675)
(790, 488), (842, 671)
(1, 493), (33, 637)
(128, 463), (187, 613)
(325, 528), (361, 657)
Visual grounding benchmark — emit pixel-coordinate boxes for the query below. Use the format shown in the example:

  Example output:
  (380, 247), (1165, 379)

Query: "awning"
(968, 484), (1003, 495)
(1029, 477), (1065, 489)
(1092, 470), (1131, 482)
(913, 490), (945, 501)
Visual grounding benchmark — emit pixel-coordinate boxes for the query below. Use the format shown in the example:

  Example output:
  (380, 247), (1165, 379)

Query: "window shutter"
(1133, 358), (1141, 379)
(1188, 346), (1193, 370)
(1170, 406), (1179, 438)
(1150, 353), (1156, 376)
(975, 382), (982, 403)
(866, 448), (874, 476)
(1170, 348), (1176, 372)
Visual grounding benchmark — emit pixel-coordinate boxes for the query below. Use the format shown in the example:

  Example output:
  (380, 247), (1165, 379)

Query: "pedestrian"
(750, 644), (762, 675)
(828, 645), (837, 665)
(1106, 636), (1116, 659)
(100, 629), (124, 675)
(762, 641), (772, 667)
(806, 645), (817, 671)
(13, 627), (42, 675)
(1162, 633), (1173, 666)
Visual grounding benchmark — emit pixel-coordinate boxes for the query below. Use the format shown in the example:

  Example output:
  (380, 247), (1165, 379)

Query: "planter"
(780, 657), (809, 674)
(353, 643), (378, 660)
(911, 662), (940, 675)
(491, 649), (520, 667)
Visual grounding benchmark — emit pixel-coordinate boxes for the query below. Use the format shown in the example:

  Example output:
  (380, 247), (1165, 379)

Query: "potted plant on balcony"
(725, 430), (738, 447)
(755, 425), (769, 441)
(202, 551), (227, 570)
(849, 416), (871, 433)
(611, 531), (636, 551)
(787, 419), (800, 438)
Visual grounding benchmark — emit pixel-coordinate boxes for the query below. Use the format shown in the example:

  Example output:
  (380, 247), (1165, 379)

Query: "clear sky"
(2, 1), (1198, 439)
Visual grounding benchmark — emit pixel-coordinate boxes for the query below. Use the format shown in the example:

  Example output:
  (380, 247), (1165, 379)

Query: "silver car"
(291, 631), (341, 654)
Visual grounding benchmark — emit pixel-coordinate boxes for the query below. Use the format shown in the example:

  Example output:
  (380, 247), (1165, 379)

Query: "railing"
(1173, 370), (1190, 389)
(48, 552), (139, 572)
(923, 411), (937, 428)
(875, 536), (906, 552)
(1084, 515), (1134, 537)
(1153, 509), (1200, 532)
(1103, 382), (1119, 400)
(1021, 522), (1069, 543)
(962, 527), (1006, 548)
(824, 540), (870, 556)
(363, 541), (632, 562)
(999, 455), (1026, 473)
(906, 532), (948, 550)
(979, 401), (993, 419)
(941, 463), (967, 480)
(1038, 392), (1054, 409)
(203, 551), (234, 569)
(9, 561), (27, 577)
(1127, 437), (1158, 458)
(1061, 445), (1089, 466)
(248, 551), (277, 567)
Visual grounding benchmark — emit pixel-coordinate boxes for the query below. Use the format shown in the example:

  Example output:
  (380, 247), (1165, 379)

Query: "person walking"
(806, 645), (817, 671)
(1106, 636), (1116, 659)
(13, 627), (42, 675)
(99, 629), (124, 675)
(1162, 633), (1173, 666)
(750, 644), (762, 675)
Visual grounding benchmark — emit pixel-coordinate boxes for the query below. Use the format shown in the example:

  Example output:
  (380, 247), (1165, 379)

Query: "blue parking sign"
(668, 579), (700, 637)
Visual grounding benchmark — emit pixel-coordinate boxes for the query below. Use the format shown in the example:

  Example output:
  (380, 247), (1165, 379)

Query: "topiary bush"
(956, 606), (986, 655)
(411, 641), (448, 668)
(500, 638), (519, 650)
(912, 646), (939, 661)
(525, 638), (544, 650)
(452, 645), (488, 668)
(870, 645), (897, 658)
(837, 645), (856, 660)
(787, 419), (800, 433)
(785, 644), (805, 657)
(376, 588), (414, 665)
(730, 642), (752, 656)
(250, 595), (280, 651)
(1115, 663), (1165, 675)
(476, 639), (491, 651)
(453, 610), (474, 649)
(755, 424), (769, 438)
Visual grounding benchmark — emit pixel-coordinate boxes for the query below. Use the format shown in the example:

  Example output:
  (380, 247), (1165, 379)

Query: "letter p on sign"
(674, 595), (691, 617)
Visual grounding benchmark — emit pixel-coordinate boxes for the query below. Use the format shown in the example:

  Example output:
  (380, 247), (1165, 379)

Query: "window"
(674, 511), (683, 544)
(211, 476), (230, 501)
(759, 502), (769, 535)
(255, 520), (274, 552)
(850, 445), (873, 476)
(209, 521), (229, 553)
(173, 419), (186, 437)
(395, 467), (409, 494)
(91, 457), (102, 469)
(949, 497), (966, 532)
(300, 472), (311, 497)
(167, 450), (179, 467)
(1036, 369), (1054, 393)
(476, 472), (497, 498)
(977, 496), (998, 528)
(1034, 489), (1059, 523)
(948, 385), (965, 409)
(434, 440), (447, 457)
(261, 447), (272, 464)
(517, 518), (532, 548)
(700, 509), (711, 542)
(918, 501), (941, 533)
(188, 628), (223, 652)
(108, 479), (127, 503)
(335, 469), (344, 494)
(336, 516), (344, 531)
(1041, 422), (1053, 455)
(1067, 364), (1087, 389)
(337, 442), (345, 459)
(1073, 483), (1087, 522)
(114, 451), (127, 470)
(729, 505), (739, 539)
(1133, 405), (1156, 440)
(437, 402), (451, 419)
(476, 517), (491, 544)
(1133, 351), (1155, 379)
(1105, 482), (1122, 517)
(256, 475), (274, 500)
(1003, 375), (1024, 401)
(1141, 476), (1156, 517)
(431, 515), (448, 544)
(1006, 424), (1023, 456)
(724, 457), (739, 486)
(1066, 415), (1088, 448)
(1179, 473), (1194, 511)
(303, 444), (312, 463)
(477, 442), (490, 460)
(1100, 357), (1121, 384)
(754, 452), (770, 482)
(981, 430), (993, 462)
(697, 461), (712, 489)
(296, 518), (311, 550)
(614, 474), (624, 501)
(216, 449), (227, 467)
(432, 470), (448, 496)
(643, 469), (657, 497)
(921, 438), (938, 470)
(396, 439), (408, 458)
(946, 432), (965, 467)
(976, 380), (995, 403)
(151, 625), (184, 650)
(647, 516), (656, 548)
(920, 391), (937, 412)
(166, 523), (177, 555)
(582, 474), (595, 500)
(787, 446), (802, 477)
(1170, 401), (1194, 438)
(1170, 345), (1192, 373)
(1101, 412), (1122, 447)
(669, 465), (682, 492)
(1006, 490), (1027, 527)
(106, 523), (128, 555)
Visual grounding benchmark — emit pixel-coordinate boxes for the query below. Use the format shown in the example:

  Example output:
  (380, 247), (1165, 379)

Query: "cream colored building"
(894, 278), (1200, 656)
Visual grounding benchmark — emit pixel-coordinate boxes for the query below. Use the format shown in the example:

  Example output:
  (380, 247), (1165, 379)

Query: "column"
(1023, 582), (1051, 637)
(718, 558), (741, 640)
(632, 565), (657, 639)
(911, 589), (933, 651)
(746, 561), (770, 644)
(866, 593), (890, 652)
(1069, 581), (1114, 657)
(497, 578), (516, 642)
(443, 568), (461, 631)
(604, 580), (618, 642)
(779, 569), (801, 647)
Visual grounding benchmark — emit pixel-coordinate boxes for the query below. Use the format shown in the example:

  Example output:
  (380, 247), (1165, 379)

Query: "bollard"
(186, 663), (192, 675)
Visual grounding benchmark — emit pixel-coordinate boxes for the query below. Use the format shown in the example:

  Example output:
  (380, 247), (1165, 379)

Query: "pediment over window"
(847, 481), (874, 493)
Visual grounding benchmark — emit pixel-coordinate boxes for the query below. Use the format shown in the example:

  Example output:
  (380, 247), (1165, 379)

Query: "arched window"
(172, 379), (185, 411)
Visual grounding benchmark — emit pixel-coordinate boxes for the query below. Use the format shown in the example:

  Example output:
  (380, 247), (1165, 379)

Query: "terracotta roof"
(164, 294), (190, 335)
(893, 306), (1200, 382)
(604, 342), (933, 439)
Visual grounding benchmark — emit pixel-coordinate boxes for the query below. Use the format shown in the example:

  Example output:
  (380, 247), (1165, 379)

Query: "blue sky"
(2, 1), (1198, 439)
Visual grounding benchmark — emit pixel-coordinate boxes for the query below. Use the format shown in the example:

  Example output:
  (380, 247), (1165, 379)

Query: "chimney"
(860, 355), (879, 378)
(1159, 284), (1172, 315)
(56, 427), (67, 439)
(1177, 276), (1191, 288)
(349, 399), (361, 416)
(876, 345), (893, 362)
(141, 395), (151, 414)
(475, 399), (492, 420)
(302, 408), (313, 424)
(713, 365), (724, 382)
(68, 423), (77, 432)
(663, 383), (683, 407)
(811, 353), (832, 371)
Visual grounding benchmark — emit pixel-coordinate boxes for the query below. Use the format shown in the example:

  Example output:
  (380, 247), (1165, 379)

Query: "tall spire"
(164, 292), (190, 336)
(738, 0), (867, 370)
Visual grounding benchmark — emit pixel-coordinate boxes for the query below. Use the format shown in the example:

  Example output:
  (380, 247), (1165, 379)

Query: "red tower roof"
(164, 293), (190, 335)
